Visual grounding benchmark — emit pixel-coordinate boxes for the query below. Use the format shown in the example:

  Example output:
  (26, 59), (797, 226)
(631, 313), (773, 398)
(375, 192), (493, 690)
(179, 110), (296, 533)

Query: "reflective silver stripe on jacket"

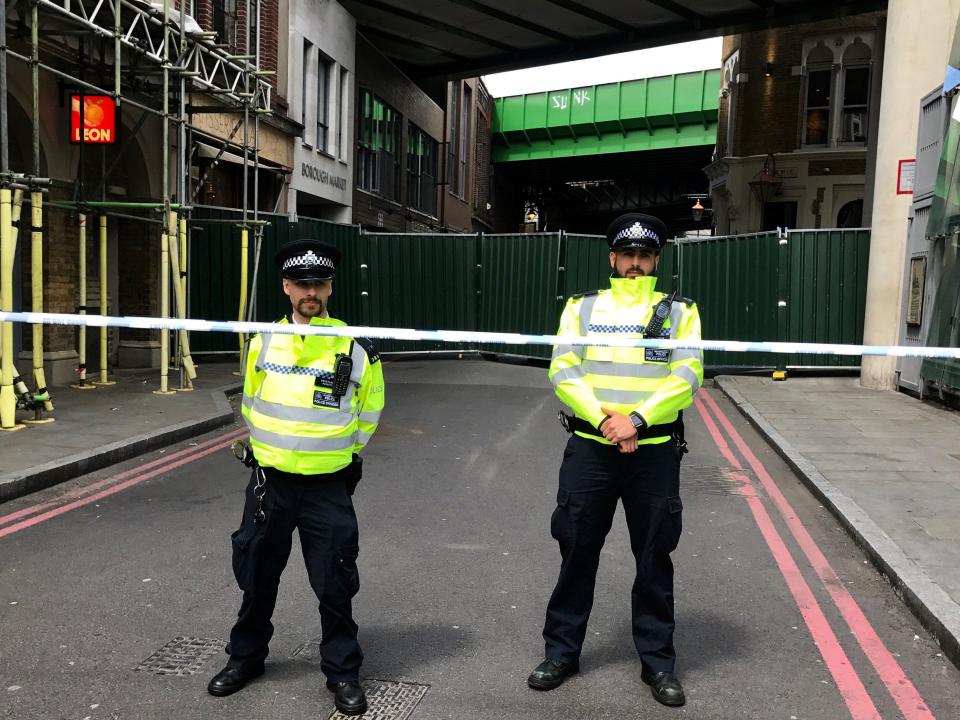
(256, 333), (273, 371)
(593, 387), (655, 405)
(357, 430), (373, 445)
(671, 348), (702, 363)
(668, 302), (684, 337)
(582, 360), (671, 379)
(673, 364), (701, 394)
(579, 294), (599, 336)
(242, 394), (356, 426)
(550, 365), (586, 386)
(248, 425), (357, 452)
(359, 409), (382, 425)
(552, 344), (581, 362)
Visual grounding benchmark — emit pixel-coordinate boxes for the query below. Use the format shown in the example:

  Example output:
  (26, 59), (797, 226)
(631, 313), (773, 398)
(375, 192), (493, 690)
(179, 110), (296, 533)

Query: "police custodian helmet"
(275, 239), (341, 281)
(606, 213), (669, 252)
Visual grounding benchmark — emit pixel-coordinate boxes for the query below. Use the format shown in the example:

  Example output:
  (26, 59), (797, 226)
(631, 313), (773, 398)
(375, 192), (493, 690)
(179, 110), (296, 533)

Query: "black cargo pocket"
(654, 496), (684, 555)
(333, 547), (360, 601)
(550, 489), (574, 554)
(231, 523), (265, 592)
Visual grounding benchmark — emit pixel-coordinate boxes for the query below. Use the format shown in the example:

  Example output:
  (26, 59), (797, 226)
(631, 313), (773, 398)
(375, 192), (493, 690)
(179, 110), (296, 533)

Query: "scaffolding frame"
(0, 0), (269, 427)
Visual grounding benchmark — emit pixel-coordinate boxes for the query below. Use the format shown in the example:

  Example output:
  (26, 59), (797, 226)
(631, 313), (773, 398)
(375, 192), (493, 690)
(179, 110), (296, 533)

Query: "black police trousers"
(226, 466), (363, 682)
(542, 434), (684, 675)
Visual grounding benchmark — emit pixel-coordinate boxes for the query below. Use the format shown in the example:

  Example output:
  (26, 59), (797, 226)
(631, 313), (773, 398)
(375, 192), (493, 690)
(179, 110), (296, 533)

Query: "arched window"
(840, 42), (872, 143)
(802, 35), (874, 147)
(804, 45), (834, 146)
(837, 199), (864, 228)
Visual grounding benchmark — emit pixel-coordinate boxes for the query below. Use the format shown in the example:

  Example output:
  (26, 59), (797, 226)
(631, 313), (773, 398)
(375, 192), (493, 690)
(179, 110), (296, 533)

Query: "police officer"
(208, 240), (384, 716)
(527, 214), (703, 707)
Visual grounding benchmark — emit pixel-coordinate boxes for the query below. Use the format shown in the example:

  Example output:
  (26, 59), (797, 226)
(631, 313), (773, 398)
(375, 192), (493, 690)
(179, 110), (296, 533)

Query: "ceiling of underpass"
(341, 0), (888, 79)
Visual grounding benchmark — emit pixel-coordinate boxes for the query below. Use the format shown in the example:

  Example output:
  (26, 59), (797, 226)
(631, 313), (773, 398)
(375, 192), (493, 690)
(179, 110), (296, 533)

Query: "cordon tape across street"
(2, 310), (960, 360)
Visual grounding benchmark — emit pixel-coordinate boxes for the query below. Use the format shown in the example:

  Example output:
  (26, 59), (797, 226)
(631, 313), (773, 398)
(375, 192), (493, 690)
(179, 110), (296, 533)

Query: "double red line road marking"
(0, 426), (249, 540)
(0, 396), (939, 718)
(695, 390), (934, 720)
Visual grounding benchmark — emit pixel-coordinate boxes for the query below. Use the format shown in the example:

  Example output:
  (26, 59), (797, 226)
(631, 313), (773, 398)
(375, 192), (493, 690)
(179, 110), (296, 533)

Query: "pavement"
(1, 357), (958, 685)
(0, 363), (239, 502)
(3, 359), (959, 720)
(715, 374), (960, 669)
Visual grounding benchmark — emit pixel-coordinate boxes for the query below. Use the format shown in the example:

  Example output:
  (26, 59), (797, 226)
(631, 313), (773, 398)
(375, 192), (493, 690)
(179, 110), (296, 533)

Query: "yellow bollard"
(94, 215), (115, 386)
(167, 212), (196, 389)
(71, 214), (95, 389)
(26, 191), (54, 422)
(154, 212), (175, 395)
(234, 226), (249, 376)
(0, 187), (24, 431)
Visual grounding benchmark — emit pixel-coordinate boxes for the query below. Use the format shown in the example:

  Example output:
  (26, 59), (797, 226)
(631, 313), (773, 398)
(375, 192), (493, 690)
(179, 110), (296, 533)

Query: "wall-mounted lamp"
(765, 62), (773, 77)
(691, 198), (706, 223)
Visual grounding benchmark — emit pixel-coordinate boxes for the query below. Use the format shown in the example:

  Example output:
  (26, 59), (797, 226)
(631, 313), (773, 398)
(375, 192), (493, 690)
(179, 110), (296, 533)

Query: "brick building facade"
(706, 12), (886, 235)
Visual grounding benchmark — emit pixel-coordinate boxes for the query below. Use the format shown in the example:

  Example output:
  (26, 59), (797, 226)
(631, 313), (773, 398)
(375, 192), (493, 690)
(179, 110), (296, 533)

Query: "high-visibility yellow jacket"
(549, 276), (703, 445)
(241, 316), (385, 475)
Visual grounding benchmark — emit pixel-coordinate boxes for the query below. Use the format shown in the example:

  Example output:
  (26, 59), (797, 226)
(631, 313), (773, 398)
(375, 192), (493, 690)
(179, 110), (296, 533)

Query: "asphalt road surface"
(2, 360), (958, 720)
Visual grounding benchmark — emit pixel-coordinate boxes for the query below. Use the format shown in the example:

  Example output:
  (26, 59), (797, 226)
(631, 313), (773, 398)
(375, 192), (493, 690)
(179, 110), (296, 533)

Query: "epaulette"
(570, 289), (600, 300)
(672, 294), (695, 307)
(356, 336), (380, 364)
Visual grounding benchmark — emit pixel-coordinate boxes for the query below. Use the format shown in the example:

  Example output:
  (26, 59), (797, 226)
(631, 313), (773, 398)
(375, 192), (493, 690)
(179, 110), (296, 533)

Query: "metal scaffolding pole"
(0, 0), (21, 430)
(29, 0), (54, 422)
(155, 0), (174, 395)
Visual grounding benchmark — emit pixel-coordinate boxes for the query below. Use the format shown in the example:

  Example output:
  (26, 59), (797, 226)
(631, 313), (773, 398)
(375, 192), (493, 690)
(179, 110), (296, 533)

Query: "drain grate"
(134, 636), (224, 676)
(328, 680), (429, 720)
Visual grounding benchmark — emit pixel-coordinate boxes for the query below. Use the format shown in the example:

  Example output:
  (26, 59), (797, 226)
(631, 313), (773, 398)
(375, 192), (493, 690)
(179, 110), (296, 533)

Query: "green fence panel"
(679, 232), (780, 367)
(358, 233), (479, 353)
(479, 233), (561, 358)
(188, 213), (870, 369)
(189, 206), (360, 352)
(675, 229), (870, 368)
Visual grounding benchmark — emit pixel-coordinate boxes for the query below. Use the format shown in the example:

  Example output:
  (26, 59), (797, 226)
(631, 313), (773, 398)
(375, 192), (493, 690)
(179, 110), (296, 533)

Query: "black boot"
(527, 658), (580, 690)
(326, 680), (368, 715)
(641, 669), (685, 707)
(207, 665), (264, 697)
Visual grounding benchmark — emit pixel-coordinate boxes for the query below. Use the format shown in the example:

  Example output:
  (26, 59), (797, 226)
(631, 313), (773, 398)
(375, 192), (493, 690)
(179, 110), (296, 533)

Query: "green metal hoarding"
(188, 214), (870, 369)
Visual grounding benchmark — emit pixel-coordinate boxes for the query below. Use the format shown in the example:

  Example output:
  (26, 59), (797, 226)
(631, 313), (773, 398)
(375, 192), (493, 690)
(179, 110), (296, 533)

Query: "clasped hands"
(600, 406), (639, 454)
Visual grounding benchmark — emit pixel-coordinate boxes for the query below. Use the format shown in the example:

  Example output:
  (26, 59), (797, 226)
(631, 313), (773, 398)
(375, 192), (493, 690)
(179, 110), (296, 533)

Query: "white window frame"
(800, 34), (874, 149)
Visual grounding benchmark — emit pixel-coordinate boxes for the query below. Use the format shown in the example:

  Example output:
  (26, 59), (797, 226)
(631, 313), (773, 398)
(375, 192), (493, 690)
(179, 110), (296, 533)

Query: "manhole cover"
(682, 465), (745, 496)
(134, 636), (224, 676)
(328, 679), (429, 720)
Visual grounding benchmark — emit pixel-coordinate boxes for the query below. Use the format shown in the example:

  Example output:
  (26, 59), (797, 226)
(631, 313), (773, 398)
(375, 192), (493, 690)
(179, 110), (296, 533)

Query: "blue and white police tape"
(1, 310), (960, 359)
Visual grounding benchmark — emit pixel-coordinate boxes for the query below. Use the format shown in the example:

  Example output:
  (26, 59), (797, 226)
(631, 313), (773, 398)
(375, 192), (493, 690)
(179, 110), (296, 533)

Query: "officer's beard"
(296, 298), (324, 318)
(612, 267), (648, 278)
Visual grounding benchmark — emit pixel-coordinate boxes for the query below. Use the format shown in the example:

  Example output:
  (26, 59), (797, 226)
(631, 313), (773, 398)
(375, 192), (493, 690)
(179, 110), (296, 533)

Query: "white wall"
(861, 0), (960, 389)
(286, 0), (355, 216)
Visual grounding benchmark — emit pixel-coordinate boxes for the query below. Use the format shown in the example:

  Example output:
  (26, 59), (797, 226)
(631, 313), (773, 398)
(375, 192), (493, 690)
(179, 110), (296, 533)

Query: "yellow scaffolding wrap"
(167, 211), (196, 387)
(94, 215), (115, 385)
(0, 187), (22, 431)
(155, 211), (175, 395)
(30, 191), (53, 416)
(236, 226), (249, 375)
(72, 214), (94, 389)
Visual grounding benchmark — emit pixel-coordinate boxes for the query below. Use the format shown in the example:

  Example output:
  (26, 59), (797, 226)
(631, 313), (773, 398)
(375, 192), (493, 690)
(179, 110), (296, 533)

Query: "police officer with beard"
(527, 214), (703, 707)
(208, 240), (384, 716)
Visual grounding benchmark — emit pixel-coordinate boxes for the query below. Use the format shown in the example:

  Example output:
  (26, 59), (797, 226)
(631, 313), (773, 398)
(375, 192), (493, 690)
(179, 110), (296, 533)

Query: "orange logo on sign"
(70, 95), (117, 144)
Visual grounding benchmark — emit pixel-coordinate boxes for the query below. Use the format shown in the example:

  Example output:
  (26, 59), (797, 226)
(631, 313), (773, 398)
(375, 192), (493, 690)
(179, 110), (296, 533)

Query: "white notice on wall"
(897, 159), (916, 195)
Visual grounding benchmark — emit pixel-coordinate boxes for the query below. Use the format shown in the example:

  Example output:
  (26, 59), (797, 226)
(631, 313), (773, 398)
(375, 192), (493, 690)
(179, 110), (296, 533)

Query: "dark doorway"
(762, 201), (798, 231)
(837, 199), (864, 228)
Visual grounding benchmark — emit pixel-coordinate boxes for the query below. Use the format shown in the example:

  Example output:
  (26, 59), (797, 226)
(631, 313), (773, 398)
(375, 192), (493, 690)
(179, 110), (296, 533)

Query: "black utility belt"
(559, 412), (680, 440)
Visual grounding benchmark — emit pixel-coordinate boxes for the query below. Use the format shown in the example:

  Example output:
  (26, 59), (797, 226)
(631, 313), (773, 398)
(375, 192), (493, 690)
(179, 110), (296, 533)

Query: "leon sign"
(70, 95), (117, 144)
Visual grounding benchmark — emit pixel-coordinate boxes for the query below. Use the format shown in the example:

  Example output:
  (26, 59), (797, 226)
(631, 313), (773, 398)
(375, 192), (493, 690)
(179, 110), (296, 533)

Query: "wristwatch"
(629, 412), (646, 433)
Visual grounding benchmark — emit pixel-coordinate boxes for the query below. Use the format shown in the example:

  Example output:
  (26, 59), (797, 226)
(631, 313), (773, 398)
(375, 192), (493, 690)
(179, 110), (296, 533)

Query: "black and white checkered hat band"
(282, 250), (334, 272)
(613, 222), (660, 244)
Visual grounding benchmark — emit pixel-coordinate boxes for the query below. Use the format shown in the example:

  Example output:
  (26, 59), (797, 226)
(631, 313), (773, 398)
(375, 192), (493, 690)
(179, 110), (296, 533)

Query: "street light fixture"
(691, 198), (706, 222)
(749, 153), (783, 205)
